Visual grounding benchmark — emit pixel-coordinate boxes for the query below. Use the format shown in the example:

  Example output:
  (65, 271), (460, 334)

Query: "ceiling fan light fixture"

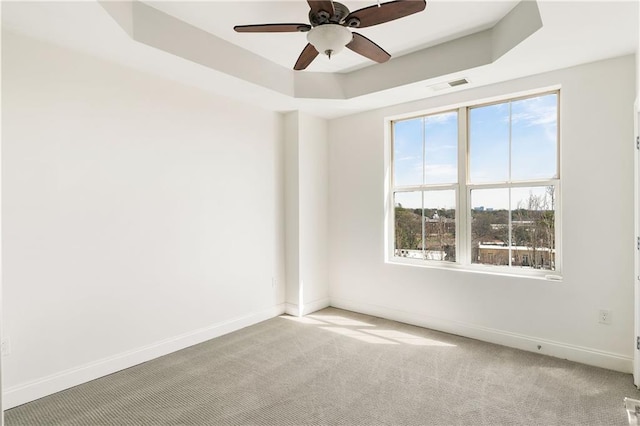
(234, 0), (427, 70)
(306, 24), (352, 58)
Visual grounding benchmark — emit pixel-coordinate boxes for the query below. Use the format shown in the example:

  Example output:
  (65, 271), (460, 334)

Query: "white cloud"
(511, 95), (557, 127)
(426, 163), (456, 174)
(395, 155), (420, 162)
(425, 111), (457, 125)
(425, 163), (457, 182)
(425, 143), (456, 153)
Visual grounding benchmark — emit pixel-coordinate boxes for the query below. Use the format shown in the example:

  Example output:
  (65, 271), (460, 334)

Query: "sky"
(393, 92), (558, 211)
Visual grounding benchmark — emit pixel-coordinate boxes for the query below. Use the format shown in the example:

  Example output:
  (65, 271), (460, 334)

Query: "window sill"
(386, 256), (563, 282)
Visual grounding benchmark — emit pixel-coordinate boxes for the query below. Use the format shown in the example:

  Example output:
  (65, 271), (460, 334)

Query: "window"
(390, 91), (560, 276)
(393, 111), (458, 263)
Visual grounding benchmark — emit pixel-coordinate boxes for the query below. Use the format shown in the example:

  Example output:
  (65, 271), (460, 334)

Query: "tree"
(513, 188), (555, 269)
(395, 204), (422, 251)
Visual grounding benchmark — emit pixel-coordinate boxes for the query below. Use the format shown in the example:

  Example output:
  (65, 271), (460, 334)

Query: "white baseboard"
(6, 298), (630, 410)
(284, 303), (300, 317)
(330, 297), (633, 373)
(3, 304), (286, 409)
(284, 298), (330, 317)
(302, 298), (330, 316)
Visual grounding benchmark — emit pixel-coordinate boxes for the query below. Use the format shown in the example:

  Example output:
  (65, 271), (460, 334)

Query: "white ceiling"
(143, 0), (520, 73)
(1, 1), (639, 118)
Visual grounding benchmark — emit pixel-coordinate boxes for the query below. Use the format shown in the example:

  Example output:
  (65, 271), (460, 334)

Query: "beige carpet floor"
(5, 307), (640, 425)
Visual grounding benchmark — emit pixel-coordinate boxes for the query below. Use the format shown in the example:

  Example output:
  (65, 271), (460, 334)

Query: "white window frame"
(385, 89), (562, 280)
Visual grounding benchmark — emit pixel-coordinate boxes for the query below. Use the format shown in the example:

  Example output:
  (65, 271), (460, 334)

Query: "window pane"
(511, 186), (556, 270)
(424, 190), (456, 262)
(511, 94), (558, 181)
(469, 102), (509, 183)
(471, 189), (509, 265)
(424, 112), (458, 184)
(394, 192), (423, 258)
(393, 118), (423, 186)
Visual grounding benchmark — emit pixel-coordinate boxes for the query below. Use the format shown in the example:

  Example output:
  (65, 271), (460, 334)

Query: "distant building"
(476, 243), (554, 269)
(396, 244), (554, 269)
(490, 220), (534, 230)
(396, 249), (448, 261)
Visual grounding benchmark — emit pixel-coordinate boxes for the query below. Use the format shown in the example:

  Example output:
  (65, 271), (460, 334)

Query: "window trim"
(385, 88), (562, 280)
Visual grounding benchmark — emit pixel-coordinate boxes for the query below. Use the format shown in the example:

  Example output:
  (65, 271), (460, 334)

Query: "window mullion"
(508, 101), (513, 182)
(508, 188), (513, 267)
(507, 101), (513, 267)
(396, 184), (458, 192)
(421, 191), (426, 258)
(458, 106), (468, 266)
(421, 117), (426, 257)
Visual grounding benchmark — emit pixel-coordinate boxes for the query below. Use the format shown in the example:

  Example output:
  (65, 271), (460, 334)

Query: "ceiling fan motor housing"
(309, 1), (351, 26)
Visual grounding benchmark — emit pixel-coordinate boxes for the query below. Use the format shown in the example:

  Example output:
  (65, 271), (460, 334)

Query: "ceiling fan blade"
(346, 32), (391, 63)
(294, 43), (320, 70)
(345, 0), (426, 28)
(234, 23), (311, 33)
(307, 1), (335, 15)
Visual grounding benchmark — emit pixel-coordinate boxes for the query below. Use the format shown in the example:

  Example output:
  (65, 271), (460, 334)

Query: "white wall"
(284, 113), (301, 313)
(284, 112), (330, 316)
(298, 113), (330, 313)
(1, 31), (286, 407)
(329, 55), (637, 372)
(0, 12), (4, 424)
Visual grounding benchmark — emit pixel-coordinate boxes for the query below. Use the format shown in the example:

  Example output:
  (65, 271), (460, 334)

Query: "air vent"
(448, 78), (469, 87)
(426, 78), (470, 92)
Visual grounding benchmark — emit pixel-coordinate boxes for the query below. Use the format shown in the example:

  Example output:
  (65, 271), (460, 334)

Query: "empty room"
(2, 0), (640, 424)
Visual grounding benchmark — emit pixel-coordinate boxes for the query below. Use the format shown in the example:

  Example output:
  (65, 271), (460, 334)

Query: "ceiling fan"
(234, 0), (427, 71)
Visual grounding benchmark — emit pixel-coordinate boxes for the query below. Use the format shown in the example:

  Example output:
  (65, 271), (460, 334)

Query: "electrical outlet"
(599, 309), (612, 325)
(1, 337), (11, 356)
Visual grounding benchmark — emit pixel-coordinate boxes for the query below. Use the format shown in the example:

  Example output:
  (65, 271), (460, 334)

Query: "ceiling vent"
(426, 78), (469, 92)
(448, 78), (469, 87)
